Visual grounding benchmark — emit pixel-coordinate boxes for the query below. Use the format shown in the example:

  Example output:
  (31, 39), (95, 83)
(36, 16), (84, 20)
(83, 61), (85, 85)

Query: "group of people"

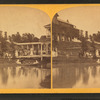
(15, 48), (40, 57)
(78, 51), (93, 58)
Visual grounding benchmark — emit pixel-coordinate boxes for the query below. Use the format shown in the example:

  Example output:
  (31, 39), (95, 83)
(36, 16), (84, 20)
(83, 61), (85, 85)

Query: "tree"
(85, 31), (88, 39)
(40, 36), (46, 42)
(8, 36), (12, 42)
(4, 32), (7, 40)
(0, 31), (3, 42)
(33, 37), (39, 42)
(1, 38), (7, 53)
(92, 31), (100, 42)
(15, 32), (21, 42)
(81, 37), (88, 56)
(91, 40), (96, 59)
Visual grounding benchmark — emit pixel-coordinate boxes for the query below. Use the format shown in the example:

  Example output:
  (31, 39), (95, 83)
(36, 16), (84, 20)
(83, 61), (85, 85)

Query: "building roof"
(44, 24), (51, 32)
(53, 13), (78, 29)
(52, 13), (80, 36)
(13, 41), (50, 45)
(57, 18), (74, 27)
(44, 24), (51, 28)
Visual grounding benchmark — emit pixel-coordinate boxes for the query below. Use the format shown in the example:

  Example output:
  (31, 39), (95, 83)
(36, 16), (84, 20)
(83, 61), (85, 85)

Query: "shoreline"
(52, 56), (100, 67)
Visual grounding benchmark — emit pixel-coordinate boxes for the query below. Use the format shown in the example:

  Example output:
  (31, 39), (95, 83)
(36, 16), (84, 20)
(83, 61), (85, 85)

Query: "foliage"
(93, 31), (100, 42)
(81, 37), (88, 54)
(10, 33), (39, 43)
(91, 40), (96, 58)
(0, 32), (47, 57)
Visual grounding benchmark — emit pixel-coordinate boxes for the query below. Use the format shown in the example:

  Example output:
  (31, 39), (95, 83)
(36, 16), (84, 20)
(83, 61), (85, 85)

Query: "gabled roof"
(44, 24), (51, 28)
(57, 18), (74, 27)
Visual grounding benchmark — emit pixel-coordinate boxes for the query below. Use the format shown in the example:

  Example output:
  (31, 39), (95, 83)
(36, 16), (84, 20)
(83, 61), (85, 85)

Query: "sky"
(58, 6), (100, 35)
(0, 6), (50, 38)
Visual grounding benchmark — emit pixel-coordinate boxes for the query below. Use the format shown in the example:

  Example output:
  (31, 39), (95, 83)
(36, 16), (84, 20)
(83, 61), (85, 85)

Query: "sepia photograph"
(0, 6), (51, 88)
(52, 6), (100, 88)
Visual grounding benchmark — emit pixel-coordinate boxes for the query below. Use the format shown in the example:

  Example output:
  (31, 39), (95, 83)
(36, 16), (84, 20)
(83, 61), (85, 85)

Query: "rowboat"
(16, 59), (39, 66)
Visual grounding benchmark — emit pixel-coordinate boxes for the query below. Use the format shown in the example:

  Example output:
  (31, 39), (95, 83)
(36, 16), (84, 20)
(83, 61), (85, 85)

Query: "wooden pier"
(14, 41), (51, 61)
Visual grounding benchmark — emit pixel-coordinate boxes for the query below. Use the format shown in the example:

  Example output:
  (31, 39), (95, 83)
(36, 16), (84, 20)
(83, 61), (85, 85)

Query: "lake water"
(0, 64), (51, 88)
(53, 63), (100, 88)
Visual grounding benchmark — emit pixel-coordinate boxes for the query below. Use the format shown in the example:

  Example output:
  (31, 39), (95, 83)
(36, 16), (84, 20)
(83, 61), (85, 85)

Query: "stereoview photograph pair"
(0, 6), (99, 89)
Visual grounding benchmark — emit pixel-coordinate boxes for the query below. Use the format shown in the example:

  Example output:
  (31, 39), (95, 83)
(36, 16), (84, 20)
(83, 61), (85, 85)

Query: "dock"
(14, 41), (51, 61)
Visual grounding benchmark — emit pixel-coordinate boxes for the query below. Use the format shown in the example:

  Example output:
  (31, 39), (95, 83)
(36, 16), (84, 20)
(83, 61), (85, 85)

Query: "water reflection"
(53, 63), (100, 88)
(0, 64), (51, 88)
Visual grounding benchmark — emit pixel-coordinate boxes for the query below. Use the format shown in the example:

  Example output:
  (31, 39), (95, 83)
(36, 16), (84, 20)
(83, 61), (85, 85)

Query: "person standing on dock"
(30, 48), (33, 56)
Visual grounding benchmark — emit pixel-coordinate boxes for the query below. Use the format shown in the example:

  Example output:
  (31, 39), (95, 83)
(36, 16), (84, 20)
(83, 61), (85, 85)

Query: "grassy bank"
(53, 56), (98, 63)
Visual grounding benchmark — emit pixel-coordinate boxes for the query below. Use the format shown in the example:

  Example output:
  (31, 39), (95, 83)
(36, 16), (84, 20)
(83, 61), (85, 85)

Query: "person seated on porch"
(30, 48), (33, 56)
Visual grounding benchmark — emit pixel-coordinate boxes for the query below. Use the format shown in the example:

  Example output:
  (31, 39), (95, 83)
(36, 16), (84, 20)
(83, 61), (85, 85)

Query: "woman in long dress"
(30, 48), (33, 56)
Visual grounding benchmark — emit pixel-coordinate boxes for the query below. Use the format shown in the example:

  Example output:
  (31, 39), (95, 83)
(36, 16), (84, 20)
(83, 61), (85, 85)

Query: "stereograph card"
(0, 2), (99, 100)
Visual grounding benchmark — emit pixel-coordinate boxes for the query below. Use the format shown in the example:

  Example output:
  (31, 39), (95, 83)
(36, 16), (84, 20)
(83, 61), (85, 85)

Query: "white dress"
(30, 48), (33, 56)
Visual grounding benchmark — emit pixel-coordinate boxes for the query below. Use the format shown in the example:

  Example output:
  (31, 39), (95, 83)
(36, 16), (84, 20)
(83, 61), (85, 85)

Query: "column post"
(27, 45), (28, 49)
(41, 43), (43, 61)
(46, 43), (48, 55)
(38, 44), (39, 55)
(32, 44), (34, 55)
